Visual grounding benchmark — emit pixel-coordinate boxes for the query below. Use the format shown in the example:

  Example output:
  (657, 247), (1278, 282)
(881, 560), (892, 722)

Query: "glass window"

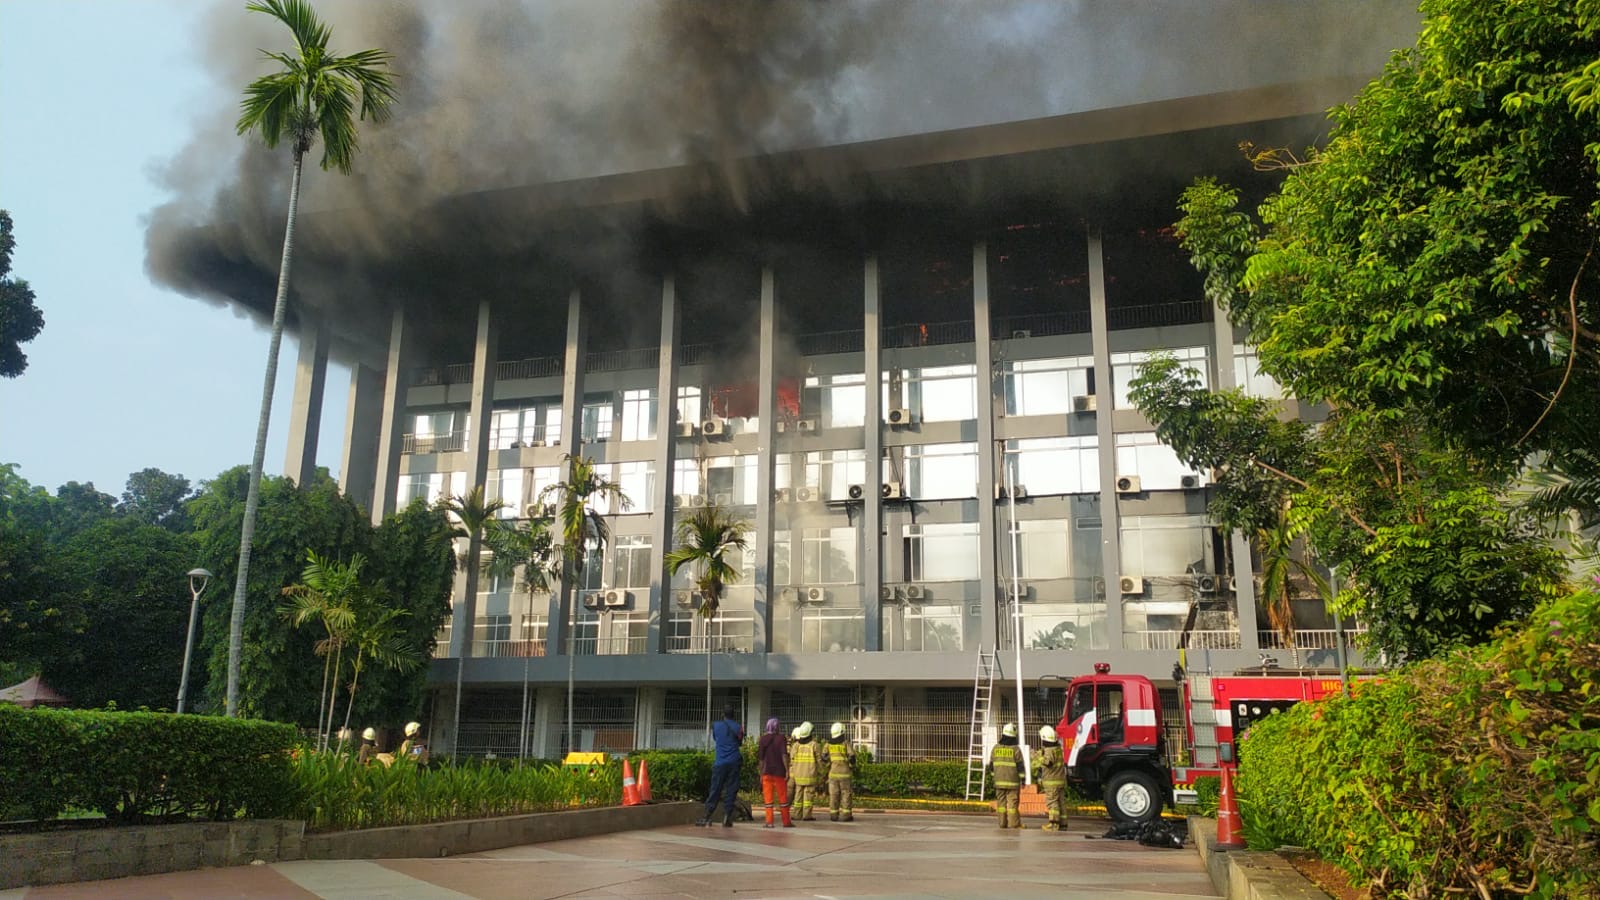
(610, 535), (653, 589)
(528, 466), (561, 512)
(1111, 346), (1208, 410)
(1120, 514), (1211, 577)
(804, 449), (867, 501)
(899, 364), (977, 422)
(773, 529), (792, 586)
(541, 404), (563, 446)
(582, 398), (614, 442)
(609, 461), (653, 514)
(802, 527), (857, 584)
(905, 522), (980, 582)
(486, 468), (524, 518)
(1114, 432), (1205, 490)
(1008, 519), (1071, 581)
(1004, 356), (1094, 416)
(1004, 437), (1099, 496)
(401, 471), (466, 506)
(1233, 344), (1286, 400)
(475, 614), (512, 642)
(804, 373), (865, 428)
(676, 386), (702, 427)
(704, 455), (756, 507)
(621, 389), (657, 441)
(899, 443), (979, 499)
(491, 407), (533, 450)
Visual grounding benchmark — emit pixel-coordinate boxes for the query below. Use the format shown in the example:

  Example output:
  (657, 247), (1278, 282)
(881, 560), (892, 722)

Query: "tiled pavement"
(2, 814), (1219, 899)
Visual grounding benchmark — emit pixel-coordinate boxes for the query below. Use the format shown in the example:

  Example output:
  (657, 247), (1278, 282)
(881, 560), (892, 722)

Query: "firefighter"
(988, 722), (1022, 829)
(357, 727), (379, 765)
(398, 721), (429, 764)
(786, 725), (800, 805)
(790, 721), (821, 821)
(1033, 725), (1067, 831)
(824, 721), (855, 822)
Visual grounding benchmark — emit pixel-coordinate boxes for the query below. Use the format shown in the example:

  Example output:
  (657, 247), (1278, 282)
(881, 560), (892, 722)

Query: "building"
(265, 76), (1386, 760)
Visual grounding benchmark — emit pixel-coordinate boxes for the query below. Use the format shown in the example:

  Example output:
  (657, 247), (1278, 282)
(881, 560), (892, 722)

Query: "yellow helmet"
(797, 721), (815, 739)
(1039, 725), (1059, 743)
(830, 722), (846, 739)
(1001, 722), (1018, 738)
(361, 727), (377, 741)
(404, 721), (422, 737)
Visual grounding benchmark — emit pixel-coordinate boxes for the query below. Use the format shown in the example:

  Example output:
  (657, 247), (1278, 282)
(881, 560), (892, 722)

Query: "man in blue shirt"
(698, 703), (746, 827)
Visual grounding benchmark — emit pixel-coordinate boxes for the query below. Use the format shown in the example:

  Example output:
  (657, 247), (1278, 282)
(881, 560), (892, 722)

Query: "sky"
(0, 0), (348, 497)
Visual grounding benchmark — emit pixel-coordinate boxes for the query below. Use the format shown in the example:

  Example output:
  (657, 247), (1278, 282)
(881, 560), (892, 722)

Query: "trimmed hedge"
(0, 707), (298, 823)
(628, 748), (970, 800)
(1192, 776), (1220, 817)
(1236, 589), (1600, 898)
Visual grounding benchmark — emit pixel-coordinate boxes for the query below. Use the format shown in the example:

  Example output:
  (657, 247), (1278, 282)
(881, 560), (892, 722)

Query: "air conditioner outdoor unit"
(676, 421), (698, 439)
(803, 586), (828, 604)
(712, 492), (734, 507)
(581, 592), (602, 609)
(887, 408), (912, 426)
(848, 484), (866, 500)
(774, 487), (793, 503)
(1181, 474), (1201, 489)
(531, 439), (547, 447)
(1011, 329), (1032, 339)
(882, 481), (905, 500)
(509, 440), (524, 449)
(776, 420), (791, 434)
(701, 418), (727, 437)
(1011, 484), (1029, 501)
(903, 584), (927, 601)
(604, 589), (630, 608)
(673, 494), (691, 510)
(1196, 574), (1219, 594)
(1011, 582), (1034, 600)
(797, 486), (819, 503)
(879, 585), (896, 602)
(852, 703), (877, 721)
(690, 494), (708, 508)
(797, 418), (819, 433)
(1073, 395), (1098, 414)
(1093, 577), (1107, 598)
(1120, 576), (1146, 595)
(524, 503), (546, 519)
(674, 590), (697, 608)
(1116, 475), (1142, 494)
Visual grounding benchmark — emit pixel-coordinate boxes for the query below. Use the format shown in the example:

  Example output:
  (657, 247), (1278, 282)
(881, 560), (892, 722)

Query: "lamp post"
(176, 568), (213, 714)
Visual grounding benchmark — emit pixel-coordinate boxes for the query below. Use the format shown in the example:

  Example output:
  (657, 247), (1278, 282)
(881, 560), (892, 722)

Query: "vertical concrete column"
(753, 267), (778, 655)
(449, 300), (499, 660)
(550, 289), (587, 652)
(532, 686), (564, 759)
(862, 256), (884, 652)
(1088, 228), (1125, 648)
(634, 686), (665, 749)
(339, 363), (383, 513)
(743, 685), (769, 741)
(372, 307), (413, 526)
(649, 276), (681, 653)
(1213, 301), (1260, 651)
(284, 319), (329, 486)
(972, 241), (1000, 653)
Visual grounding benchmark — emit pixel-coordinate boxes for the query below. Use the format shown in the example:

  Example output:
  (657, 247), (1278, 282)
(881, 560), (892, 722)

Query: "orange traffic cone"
(637, 758), (653, 803)
(622, 758), (643, 807)
(1215, 766), (1245, 850)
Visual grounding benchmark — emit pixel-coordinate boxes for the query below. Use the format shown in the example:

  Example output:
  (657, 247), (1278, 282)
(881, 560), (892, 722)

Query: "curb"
(1189, 816), (1332, 900)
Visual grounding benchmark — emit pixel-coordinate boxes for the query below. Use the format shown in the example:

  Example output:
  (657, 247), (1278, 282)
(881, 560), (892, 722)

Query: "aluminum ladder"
(963, 648), (999, 800)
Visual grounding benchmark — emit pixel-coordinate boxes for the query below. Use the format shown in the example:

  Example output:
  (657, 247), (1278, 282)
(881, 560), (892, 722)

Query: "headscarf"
(765, 717), (781, 735)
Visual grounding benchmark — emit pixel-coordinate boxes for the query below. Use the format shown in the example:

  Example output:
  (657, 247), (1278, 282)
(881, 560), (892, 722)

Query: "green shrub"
(1236, 589), (1600, 898)
(1192, 776), (1220, 817)
(856, 760), (968, 797)
(291, 753), (620, 831)
(632, 749), (714, 801)
(0, 707), (297, 823)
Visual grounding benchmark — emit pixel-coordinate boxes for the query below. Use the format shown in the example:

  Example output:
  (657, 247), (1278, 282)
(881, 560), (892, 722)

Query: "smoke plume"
(145, 0), (1419, 363)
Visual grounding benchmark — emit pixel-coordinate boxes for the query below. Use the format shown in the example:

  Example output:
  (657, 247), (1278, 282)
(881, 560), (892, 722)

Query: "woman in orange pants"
(756, 717), (793, 828)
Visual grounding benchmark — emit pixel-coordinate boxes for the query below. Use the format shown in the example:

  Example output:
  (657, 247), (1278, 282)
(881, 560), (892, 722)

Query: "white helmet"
(791, 726), (802, 740)
(1039, 725), (1059, 743)
(830, 722), (846, 739)
(1002, 722), (1018, 738)
(362, 727), (377, 741)
(404, 721), (422, 737)
(336, 726), (352, 743)
(797, 721), (815, 739)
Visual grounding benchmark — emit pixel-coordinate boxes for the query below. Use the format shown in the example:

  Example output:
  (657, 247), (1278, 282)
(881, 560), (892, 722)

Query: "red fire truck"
(1055, 661), (1356, 823)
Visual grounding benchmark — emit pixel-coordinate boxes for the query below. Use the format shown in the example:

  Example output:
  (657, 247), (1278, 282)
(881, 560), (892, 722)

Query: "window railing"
(472, 638), (547, 658)
(411, 363), (475, 387)
(796, 329), (865, 356)
(584, 347), (659, 373)
(497, 356), (563, 380)
(882, 319), (975, 349)
(1106, 299), (1211, 331)
(1126, 629), (1242, 651)
(401, 431), (467, 455)
(995, 310), (1092, 338)
(681, 343), (718, 366)
(1257, 628), (1366, 650)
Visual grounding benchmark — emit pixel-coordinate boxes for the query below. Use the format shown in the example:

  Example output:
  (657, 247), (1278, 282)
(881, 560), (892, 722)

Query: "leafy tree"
(665, 504), (750, 619)
(539, 454), (630, 751)
(0, 466), (70, 681)
(120, 468), (194, 531)
(226, 0), (396, 716)
(363, 500), (454, 726)
(0, 210), (44, 379)
(51, 482), (117, 538)
(281, 550), (362, 747)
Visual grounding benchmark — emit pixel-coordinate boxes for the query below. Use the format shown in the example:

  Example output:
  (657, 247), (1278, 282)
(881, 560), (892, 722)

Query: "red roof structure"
(0, 675), (71, 708)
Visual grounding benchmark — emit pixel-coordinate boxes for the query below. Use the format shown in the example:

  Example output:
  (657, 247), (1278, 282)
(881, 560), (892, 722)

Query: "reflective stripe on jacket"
(826, 741), (853, 779)
(990, 744), (1020, 788)
(791, 740), (819, 785)
(1033, 744), (1066, 786)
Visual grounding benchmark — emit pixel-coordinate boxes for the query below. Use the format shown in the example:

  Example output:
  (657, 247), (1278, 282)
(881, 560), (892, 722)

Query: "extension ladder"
(963, 648), (998, 800)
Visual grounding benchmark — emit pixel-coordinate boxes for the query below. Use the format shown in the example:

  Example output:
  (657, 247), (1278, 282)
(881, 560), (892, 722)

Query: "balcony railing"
(797, 329), (864, 356)
(1126, 630), (1242, 651)
(681, 343), (718, 366)
(585, 347), (659, 373)
(472, 638), (547, 658)
(402, 431), (467, 454)
(995, 310), (1091, 338)
(1258, 628), (1366, 650)
(1107, 299), (1211, 331)
(498, 356), (563, 380)
(882, 319), (975, 349)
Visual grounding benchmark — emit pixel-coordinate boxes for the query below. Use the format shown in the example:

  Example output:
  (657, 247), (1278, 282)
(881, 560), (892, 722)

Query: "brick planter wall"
(301, 801), (700, 860)
(0, 819), (304, 889)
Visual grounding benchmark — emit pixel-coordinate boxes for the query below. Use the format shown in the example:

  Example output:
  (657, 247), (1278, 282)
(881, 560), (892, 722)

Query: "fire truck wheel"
(1105, 771), (1162, 825)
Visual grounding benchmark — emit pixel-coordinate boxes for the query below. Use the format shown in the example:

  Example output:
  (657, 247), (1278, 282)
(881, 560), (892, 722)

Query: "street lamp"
(176, 568), (214, 714)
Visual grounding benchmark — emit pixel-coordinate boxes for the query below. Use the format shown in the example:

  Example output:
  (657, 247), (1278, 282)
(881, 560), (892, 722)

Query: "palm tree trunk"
(316, 640), (332, 747)
(324, 641), (344, 749)
(226, 149), (305, 717)
(340, 663), (364, 736)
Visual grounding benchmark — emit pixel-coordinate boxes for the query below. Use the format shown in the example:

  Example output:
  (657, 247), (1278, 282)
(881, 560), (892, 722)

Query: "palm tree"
(1254, 501), (1327, 663)
(665, 504), (749, 749)
(281, 550), (363, 749)
(338, 601), (418, 739)
(538, 455), (630, 752)
(439, 485), (515, 752)
(226, 0), (396, 717)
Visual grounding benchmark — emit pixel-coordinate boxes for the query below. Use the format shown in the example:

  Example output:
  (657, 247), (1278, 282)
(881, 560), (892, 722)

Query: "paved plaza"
(2, 813), (1217, 899)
